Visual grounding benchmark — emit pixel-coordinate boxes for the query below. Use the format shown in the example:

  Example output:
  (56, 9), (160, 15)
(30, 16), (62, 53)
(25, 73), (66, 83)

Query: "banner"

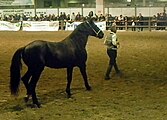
(0, 21), (105, 31)
(95, 21), (106, 31)
(22, 21), (59, 31)
(65, 21), (106, 31)
(65, 22), (82, 31)
(0, 21), (20, 31)
(0, 21), (59, 31)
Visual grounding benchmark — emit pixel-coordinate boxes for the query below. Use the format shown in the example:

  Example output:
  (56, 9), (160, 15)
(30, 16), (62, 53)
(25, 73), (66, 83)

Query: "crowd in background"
(0, 10), (167, 31)
(0, 12), (102, 22)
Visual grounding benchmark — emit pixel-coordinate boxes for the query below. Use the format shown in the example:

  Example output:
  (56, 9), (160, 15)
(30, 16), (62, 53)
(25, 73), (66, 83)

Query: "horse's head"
(84, 20), (104, 39)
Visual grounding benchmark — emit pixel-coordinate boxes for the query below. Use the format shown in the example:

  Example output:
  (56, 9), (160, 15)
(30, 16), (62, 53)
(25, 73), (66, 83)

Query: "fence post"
(148, 17), (151, 31)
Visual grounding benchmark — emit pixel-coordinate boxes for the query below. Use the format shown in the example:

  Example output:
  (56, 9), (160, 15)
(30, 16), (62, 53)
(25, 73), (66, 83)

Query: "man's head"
(89, 11), (93, 17)
(110, 25), (117, 33)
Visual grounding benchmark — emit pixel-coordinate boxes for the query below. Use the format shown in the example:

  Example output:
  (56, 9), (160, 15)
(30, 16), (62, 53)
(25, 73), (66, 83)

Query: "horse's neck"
(69, 30), (88, 48)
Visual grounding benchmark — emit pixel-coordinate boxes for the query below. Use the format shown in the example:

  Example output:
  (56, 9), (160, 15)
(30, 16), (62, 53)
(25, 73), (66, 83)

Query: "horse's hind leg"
(29, 67), (44, 108)
(21, 69), (32, 102)
(79, 65), (91, 90)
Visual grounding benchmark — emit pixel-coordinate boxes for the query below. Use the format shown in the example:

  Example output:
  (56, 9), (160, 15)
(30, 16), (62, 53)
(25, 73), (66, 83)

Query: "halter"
(86, 21), (102, 37)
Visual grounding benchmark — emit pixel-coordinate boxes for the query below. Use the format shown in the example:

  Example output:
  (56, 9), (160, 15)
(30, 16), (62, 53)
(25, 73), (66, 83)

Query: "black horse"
(10, 20), (104, 108)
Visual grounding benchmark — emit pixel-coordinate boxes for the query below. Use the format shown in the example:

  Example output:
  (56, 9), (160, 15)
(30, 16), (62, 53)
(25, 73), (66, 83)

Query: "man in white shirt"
(104, 26), (122, 80)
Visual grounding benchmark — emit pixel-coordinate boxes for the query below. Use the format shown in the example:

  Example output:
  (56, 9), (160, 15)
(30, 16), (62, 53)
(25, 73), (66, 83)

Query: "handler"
(104, 25), (122, 80)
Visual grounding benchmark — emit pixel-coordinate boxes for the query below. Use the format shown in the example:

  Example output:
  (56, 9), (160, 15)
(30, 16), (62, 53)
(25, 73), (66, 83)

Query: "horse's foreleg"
(66, 67), (73, 98)
(79, 65), (91, 91)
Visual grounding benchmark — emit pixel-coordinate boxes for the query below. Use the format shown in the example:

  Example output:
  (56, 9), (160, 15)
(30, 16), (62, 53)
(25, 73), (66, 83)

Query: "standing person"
(104, 25), (121, 80)
(131, 15), (136, 31)
(19, 14), (23, 31)
(75, 12), (82, 21)
(137, 13), (144, 31)
(88, 11), (93, 18)
(87, 11), (96, 21)
(118, 14), (125, 30)
(71, 12), (76, 22)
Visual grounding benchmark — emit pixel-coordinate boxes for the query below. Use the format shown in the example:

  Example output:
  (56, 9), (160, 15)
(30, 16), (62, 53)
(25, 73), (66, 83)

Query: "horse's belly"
(45, 60), (77, 68)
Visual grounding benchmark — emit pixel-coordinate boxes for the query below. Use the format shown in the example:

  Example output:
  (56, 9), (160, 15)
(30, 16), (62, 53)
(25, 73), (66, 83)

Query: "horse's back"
(25, 40), (48, 50)
(22, 39), (88, 69)
(22, 40), (76, 68)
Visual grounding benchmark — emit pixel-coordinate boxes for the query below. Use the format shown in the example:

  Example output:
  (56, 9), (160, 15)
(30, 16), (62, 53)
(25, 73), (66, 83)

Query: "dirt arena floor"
(0, 31), (167, 120)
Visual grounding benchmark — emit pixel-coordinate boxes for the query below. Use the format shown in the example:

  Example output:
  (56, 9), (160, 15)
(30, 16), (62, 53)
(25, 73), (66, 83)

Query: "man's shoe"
(105, 76), (111, 80)
(116, 70), (123, 77)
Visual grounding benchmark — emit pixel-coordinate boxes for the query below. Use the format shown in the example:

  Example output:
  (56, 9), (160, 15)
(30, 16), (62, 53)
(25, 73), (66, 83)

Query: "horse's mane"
(70, 22), (86, 36)
(67, 22), (88, 48)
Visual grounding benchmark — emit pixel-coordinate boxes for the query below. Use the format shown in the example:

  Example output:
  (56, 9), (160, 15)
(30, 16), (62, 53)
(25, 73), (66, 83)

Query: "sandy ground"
(0, 31), (167, 120)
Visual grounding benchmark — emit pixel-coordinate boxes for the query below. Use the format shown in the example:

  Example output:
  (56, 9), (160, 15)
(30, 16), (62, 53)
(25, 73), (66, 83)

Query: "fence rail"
(106, 20), (167, 31)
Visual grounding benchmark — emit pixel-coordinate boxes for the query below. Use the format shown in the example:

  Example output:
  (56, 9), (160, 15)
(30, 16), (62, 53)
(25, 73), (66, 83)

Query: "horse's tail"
(10, 47), (24, 96)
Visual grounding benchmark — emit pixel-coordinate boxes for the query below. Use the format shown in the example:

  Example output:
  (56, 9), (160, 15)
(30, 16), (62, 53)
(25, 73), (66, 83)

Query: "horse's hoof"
(67, 94), (72, 98)
(86, 86), (92, 91)
(37, 104), (41, 108)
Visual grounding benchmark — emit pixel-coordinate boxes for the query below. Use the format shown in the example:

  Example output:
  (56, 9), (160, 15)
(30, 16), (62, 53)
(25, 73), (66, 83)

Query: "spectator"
(87, 11), (94, 21)
(157, 13), (165, 30)
(156, 13), (160, 30)
(137, 13), (144, 31)
(34, 15), (39, 21)
(151, 15), (157, 30)
(161, 12), (166, 30)
(51, 14), (58, 21)
(118, 14), (125, 30)
(98, 14), (105, 21)
(106, 14), (114, 27)
(94, 14), (98, 21)
(112, 20), (117, 27)
(71, 12), (75, 22)
(75, 12), (81, 21)
(131, 15), (136, 31)
(114, 16), (119, 25)
(66, 14), (71, 21)
(59, 12), (66, 21)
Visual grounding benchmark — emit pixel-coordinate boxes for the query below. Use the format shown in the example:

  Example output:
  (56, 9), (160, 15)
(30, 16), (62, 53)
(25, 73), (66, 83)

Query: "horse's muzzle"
(98, 31), (104, 39)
